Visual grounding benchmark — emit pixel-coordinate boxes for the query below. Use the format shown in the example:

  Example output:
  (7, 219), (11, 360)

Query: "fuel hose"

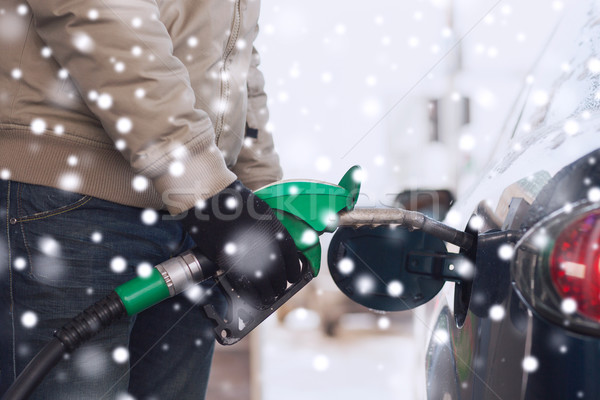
(2, 250), (216, 400)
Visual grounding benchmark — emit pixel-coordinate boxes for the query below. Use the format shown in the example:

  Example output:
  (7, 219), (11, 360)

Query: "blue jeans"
(0, 180), (222, 399)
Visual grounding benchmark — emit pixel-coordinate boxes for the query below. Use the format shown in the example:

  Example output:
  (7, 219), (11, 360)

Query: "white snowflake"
(74, 346), (109, 379)
(377, 316), (390, 330)
(587, 187), (600, 202)
(458, 134), (476, 152)
(134, 88), (146, 98)
(73, 33), (94, 53)
(136, 262), (153, 278)
(91, 231), (103, 243)
(114, 62), (125, 73)
(321, 72), (332, 83)
(312, 354), (329, 371)
(87, 9), (99, 20)
(59, 173), (80, 191)
(356, 275), (375, 294)
(587, 58), (600, 74)
(560, 298), (577, 315)
(39, 236), (60, 256)
(97, 93), (113, 110)
(563, 119), (579, 136)
(110, 256), (127, 273)
(195, 199), (206, 210)
(67, 155), (78, 166)
(112, 347), (129, 364)
(131, 17), (142, 28)
(236, 39), (247, 50)
(16, 4), (28, 16)
(468, 215), (484, 230)
(313, 156), (332, 173)
(116, 117), (132, 134)
(13, 257), (27, 271)
(132, 176), (148, 192)
(21, 311), (38, 328)
(184, 285), (204, 302)
(497, 244), (514, 260)
(433, 329), (449, 344)
(288, 185), (299, 195)
(141, 209), (158, 225)
(533, 231), (550, 249)
(277, 91), (289, 103)
(559, 345), (568, 354)
(362, 97), (381, 117)
(456, 260), (475, 279)
(115, 139), (126, 151)
(352, 168), (365, 183)
(300, 230), (318, 246)
(337, 258), (354, 274)
(225, 196), (238, 210)
(187, 36), (198, 48)
(224, 242), (237, 255)
(169, 161), (185, 177)
(522, 356), (539, 372)
(489, 305), (505, 321)
(289, 63), (301, 79)
(334, 24), (346, 35)
(58, 69), (69, 79)
(387, 280), (403, 297)
(30, 118), (46, 134)
(531, 90), (549, 106)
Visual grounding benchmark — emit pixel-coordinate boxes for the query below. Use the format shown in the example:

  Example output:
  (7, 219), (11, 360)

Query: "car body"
(425, 2), (600, 399)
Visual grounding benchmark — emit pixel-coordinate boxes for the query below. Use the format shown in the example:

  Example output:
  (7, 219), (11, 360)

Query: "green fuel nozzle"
(110, 165), (363, 344)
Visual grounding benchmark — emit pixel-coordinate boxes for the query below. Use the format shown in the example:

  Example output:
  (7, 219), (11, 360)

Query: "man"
(0, 0), (299, 398)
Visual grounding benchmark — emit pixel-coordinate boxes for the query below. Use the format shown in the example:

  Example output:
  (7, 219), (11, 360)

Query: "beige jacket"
(0, 0), (282, 214)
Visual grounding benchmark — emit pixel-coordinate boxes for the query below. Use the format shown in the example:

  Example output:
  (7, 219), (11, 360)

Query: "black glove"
(181, 180), (302, 307)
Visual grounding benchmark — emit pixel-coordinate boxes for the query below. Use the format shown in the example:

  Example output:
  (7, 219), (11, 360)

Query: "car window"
(449, 0), (600, 229)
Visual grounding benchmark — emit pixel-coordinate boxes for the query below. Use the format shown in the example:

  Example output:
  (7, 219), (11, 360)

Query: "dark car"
(328, 1), (600, 399)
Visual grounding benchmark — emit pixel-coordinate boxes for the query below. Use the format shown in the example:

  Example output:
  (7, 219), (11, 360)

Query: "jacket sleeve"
(25, 0), (236, 214)
(231, 47), (284, 191)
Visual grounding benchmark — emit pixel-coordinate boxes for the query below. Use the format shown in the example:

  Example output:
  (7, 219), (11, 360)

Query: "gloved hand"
(180, 180), (302, 307)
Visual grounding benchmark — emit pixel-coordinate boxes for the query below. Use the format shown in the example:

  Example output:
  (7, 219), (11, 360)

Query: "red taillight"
(549, 210), (600, 322)
(513, 202), (600, 337)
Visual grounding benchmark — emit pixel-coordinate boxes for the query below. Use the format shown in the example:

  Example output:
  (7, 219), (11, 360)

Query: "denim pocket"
(14, 183), (92, 223)
(12, 183), (95, 285)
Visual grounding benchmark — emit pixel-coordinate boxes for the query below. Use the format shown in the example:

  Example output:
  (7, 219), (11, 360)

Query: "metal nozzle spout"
(337, 208), (475, 250)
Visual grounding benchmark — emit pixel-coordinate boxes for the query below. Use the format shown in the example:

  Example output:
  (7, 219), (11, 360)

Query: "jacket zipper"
(215, 0), (242, 145)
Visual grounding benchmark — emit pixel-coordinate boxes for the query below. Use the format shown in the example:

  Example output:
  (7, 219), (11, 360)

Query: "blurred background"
(207, 1), (567, 399)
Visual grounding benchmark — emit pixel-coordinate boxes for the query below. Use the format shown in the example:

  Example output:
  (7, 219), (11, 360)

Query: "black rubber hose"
(2, 292), (126, 400)
(1, 339), (66, 400)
